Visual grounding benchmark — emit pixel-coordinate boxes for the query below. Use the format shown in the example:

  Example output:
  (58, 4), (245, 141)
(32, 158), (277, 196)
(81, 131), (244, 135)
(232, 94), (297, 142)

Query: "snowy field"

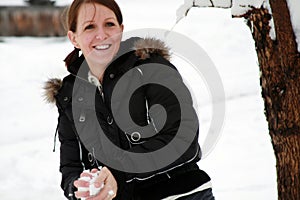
(0, 0), (277, 199)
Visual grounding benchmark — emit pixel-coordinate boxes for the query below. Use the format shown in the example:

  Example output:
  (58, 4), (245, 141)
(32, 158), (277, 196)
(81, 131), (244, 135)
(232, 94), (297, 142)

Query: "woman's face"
(68, 3), (123, 68)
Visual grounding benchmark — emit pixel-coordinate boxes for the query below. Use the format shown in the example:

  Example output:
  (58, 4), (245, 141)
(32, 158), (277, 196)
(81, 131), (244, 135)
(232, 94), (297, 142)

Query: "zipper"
(76, 135), (86, 170)
(52, 117), (60, 152)
(97, 84), (105, 102)
(124, 132), (132, 148)
(87, 71), (105, 102)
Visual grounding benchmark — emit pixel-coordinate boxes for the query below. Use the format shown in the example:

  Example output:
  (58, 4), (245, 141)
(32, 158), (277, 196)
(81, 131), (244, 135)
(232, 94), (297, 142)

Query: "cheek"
(84, 35), (94, 45)
(111, 30), (123, 44)
(110, 34), (122, 53)
(78, 34), (94, 50)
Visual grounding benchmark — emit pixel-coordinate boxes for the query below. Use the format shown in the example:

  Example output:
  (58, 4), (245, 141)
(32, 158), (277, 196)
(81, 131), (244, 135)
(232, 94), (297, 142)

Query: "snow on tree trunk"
(285, 0), (300, 52)
(257, 1), (300, 199)
(236, 1), (300, 199)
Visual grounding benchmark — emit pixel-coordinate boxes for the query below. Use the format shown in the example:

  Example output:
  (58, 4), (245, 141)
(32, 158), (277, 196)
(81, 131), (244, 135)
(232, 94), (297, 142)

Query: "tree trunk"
(244, 0), (300, 199)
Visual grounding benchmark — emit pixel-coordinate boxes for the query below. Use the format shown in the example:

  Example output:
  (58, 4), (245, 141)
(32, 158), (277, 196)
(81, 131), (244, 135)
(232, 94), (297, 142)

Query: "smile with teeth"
(94, 44), (112, 50)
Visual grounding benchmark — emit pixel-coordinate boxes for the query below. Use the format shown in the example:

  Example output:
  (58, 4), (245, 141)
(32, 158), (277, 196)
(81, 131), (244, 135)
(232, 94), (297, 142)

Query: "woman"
(44, 0), (215, 199)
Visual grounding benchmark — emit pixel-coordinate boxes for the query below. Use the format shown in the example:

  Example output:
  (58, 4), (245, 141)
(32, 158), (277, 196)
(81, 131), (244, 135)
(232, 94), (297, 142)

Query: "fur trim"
(133, 38), (171, 61)
(43, 78), (62, 104)
(44, 38), (170, 104)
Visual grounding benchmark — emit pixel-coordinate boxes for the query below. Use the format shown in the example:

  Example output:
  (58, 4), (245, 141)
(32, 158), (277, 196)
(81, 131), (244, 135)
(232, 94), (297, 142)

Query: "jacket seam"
(125, 145), (200, 183)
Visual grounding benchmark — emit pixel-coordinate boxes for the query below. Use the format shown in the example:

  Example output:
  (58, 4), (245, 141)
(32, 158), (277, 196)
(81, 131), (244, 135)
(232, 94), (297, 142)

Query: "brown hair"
(63, 0), (123, 67)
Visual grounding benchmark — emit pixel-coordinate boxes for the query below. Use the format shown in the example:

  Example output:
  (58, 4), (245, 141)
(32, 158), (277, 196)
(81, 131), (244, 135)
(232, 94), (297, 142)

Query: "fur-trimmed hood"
(43, 37), (171, 104)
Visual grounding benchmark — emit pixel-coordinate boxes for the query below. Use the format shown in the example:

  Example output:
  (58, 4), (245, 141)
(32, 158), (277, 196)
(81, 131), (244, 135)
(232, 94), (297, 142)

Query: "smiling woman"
(67, 3), (123, 82)
(44, 0), (215, 200)
(64, 0), (123, 82)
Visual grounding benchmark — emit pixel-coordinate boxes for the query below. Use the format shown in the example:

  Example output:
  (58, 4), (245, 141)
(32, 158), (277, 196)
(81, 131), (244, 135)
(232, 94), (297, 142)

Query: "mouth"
(94, 44), (112, 50)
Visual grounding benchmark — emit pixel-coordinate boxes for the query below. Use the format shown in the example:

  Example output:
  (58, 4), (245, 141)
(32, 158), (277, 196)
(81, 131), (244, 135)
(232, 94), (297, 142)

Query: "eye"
(106, 22), (116, 27)
(84, 24), (95, 30)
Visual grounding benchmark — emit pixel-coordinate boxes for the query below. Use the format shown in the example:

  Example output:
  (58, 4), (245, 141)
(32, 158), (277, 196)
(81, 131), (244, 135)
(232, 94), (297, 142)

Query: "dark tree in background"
(178, 0), (300, 199)
(0, 0), (65, 36)
(25, 0), (55, 6)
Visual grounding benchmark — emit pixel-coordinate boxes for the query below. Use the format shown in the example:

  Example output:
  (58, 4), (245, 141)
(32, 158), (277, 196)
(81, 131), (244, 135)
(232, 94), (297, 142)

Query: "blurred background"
(0, 0), (277, 199)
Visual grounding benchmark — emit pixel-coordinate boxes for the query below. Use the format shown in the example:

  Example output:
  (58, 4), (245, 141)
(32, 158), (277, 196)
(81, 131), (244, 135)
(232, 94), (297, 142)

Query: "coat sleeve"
(57, 106), (83, 199)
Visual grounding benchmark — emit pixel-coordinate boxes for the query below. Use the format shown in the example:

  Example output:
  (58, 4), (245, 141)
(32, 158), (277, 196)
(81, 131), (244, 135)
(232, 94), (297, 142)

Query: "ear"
(120, 24), (124, 32)
(67, 31), (80, 49)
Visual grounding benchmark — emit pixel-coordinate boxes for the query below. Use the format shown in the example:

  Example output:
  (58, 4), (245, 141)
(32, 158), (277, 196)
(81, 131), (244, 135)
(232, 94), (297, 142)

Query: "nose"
(95, 27), (107, 40)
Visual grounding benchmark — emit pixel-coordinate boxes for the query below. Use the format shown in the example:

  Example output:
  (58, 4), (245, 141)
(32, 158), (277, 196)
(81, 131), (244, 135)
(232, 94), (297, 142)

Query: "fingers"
(90, 168), (99, 173)
(81, 171), (93, 178)
(75, 167), (118, 200)
(75, 190), (90, 198)
(100, 183), (116, 199)
(74, 179), (89, 188)
(74, 171), (93, 199)
(74, 179), (90, 199)
(95, 167), (110, 184)
(86, 185), (115, 200)
(96, 167), (117, 197)
(88, 167), (117, 200)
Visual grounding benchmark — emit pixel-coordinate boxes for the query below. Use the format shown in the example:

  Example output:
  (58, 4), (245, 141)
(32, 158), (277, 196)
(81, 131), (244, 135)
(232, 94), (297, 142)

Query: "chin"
(89, 52), (115, 65)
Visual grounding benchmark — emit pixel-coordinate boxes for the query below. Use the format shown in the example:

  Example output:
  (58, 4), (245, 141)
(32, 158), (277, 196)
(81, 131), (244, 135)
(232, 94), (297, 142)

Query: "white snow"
(0, 0), (277, 199)
(177, 0), (300, 52)
(194, 0), (212, 7)
(286, 0), (300, 52)
(176, 0), (232, 23)
(176, 0), (195, 23)
(263, 1), (276, 40)
(231, 0), (264, 16)
(264, 0), (300, 48)
(194, 0), (232, 8)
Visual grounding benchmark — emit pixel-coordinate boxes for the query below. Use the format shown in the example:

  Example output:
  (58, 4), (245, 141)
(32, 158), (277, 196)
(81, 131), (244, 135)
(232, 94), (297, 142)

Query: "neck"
(86, 60), (107, 83)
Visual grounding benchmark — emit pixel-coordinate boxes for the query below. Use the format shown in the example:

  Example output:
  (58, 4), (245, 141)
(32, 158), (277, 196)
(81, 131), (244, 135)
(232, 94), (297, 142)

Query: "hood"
(44, 37), (171, 104)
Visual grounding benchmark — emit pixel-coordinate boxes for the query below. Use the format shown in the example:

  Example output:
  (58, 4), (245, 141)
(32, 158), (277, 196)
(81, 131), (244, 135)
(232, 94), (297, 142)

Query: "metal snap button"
(79, 114), (85, 122)
(109, 73), (115, 79)
(88, 152), (94, 163)
(107, 116), (113, 125)
(131, 132), (141, 142)
(78, 97), (84, 102)
(90, 79), (96, 85)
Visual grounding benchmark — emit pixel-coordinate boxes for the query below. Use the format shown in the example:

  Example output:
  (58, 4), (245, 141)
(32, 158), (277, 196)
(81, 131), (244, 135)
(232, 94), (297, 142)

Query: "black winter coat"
(45, 37), (211, 200)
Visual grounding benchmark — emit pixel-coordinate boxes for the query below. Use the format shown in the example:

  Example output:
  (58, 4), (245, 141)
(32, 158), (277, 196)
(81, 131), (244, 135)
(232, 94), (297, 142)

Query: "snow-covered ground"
(0, 0), (277, 199)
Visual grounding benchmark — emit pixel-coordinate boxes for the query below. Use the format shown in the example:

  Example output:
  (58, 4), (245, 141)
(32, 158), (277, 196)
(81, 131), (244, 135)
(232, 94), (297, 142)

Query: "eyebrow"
(105, 17), (117, 21)
(81, 17), (117, 26)
(82, 20), (94, 26)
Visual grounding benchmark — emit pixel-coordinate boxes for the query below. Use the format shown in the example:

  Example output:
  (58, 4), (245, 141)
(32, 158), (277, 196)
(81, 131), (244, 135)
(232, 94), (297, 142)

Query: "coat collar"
(43, 37), (171, 104)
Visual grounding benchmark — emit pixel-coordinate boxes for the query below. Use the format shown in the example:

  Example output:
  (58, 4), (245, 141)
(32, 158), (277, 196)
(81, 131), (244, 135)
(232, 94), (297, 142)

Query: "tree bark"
(243, 0), (300, 199)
